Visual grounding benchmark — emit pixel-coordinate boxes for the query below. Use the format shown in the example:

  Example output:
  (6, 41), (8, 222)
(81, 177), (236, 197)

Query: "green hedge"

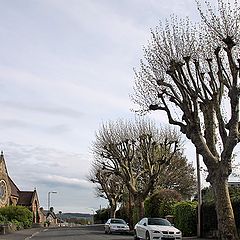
(174, 201), (197, 236)
(0, 206), (33, 228)
(145, 189), (181, 218)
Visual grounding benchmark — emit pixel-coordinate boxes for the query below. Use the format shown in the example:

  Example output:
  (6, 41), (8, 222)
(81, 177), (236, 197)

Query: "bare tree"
(132, 0), (240, 238)
(92, 118), (180, 221)
(88, 164), (124, 218)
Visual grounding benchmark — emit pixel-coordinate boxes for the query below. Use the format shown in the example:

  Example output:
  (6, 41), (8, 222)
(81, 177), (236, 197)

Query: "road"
(0, 226), (133, 240)
(29, 227), (133, 240)
(0, 225), (214, 240)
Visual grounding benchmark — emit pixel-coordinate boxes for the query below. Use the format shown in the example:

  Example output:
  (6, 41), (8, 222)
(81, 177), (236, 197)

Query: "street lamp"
(47, 191), (57, 211)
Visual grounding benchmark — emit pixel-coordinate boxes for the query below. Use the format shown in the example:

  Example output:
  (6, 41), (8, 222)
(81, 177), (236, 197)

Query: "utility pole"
(196, 150), (202, 237)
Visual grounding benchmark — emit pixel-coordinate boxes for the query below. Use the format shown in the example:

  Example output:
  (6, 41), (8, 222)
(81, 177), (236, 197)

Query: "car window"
(111, 219), (126, 224)
(139, 218), (146, 225)
(148, 218), (171, 226)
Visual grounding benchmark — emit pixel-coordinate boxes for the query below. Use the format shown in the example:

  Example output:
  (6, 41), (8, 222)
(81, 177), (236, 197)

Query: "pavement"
(0, 227), (217, 240)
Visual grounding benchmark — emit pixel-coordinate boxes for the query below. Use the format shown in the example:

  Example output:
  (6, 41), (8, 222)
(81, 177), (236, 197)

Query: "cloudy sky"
(0, 0), (230, 214)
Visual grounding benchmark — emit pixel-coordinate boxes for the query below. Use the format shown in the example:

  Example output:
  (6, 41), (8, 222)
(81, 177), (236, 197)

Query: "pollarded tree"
(88, 163), (124, 218)
(92, 118), (180, 220)
(132, 0), (240, 238)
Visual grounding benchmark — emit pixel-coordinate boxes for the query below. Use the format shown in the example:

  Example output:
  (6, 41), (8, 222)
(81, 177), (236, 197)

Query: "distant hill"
(56, 212), (93, 220)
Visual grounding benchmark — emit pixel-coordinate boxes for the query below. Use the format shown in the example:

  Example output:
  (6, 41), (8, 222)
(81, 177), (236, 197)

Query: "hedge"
(0, 206), (33, 228)
(174, 201), (197, 237)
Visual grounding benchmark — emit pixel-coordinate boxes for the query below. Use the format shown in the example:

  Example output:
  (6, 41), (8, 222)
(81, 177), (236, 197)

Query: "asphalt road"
(0, 225), (215, 240)
(0, 226), (133, 240)
(31, 227), (133, 240)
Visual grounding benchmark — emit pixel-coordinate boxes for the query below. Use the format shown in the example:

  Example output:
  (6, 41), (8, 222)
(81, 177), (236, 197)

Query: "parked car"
(104, 218), (130, 234)
(134, 217), (182, 240)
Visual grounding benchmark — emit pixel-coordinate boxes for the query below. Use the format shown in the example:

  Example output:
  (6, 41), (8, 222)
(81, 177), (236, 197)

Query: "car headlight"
(152, 230), (161, 233)
(176, 231), (181, 234)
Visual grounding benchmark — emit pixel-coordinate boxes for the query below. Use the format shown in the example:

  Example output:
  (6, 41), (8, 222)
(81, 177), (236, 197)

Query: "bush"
(145, 189), (182, 217)
(10, 219), (24, 230)
(0, 206), (33, 228)
(174, 201), (197, 237)
(0, 213), (7, 224)
(94, 208), (110, 224)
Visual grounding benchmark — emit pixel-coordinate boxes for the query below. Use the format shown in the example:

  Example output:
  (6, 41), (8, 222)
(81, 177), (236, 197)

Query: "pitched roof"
(47, 211), (57, 219)
(8, 176), (20, 197)
(17, 191), (35, 206)
(0, 151), (8, 176)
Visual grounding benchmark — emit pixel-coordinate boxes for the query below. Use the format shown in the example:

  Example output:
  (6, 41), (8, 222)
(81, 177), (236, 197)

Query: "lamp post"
(47, 191), (57, 211)
(196, 150), (202, 238)
(91, 209), (95, 224)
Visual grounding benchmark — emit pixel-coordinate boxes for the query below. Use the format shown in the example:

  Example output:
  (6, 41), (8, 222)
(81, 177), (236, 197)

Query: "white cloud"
(44, 175), (92, 188)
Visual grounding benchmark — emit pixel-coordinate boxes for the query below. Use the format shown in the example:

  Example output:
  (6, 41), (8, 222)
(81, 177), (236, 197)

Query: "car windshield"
(111, 219), (126, 224)
(148, 218), (171, 226)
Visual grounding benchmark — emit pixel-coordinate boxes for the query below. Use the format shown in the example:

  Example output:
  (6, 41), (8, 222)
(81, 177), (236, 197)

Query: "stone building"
(0, 151), (45, 224)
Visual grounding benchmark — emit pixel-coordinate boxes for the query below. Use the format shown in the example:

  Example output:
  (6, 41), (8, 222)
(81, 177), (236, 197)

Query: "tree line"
(90, 0), (240, 238)
(88, 118), (196, 226)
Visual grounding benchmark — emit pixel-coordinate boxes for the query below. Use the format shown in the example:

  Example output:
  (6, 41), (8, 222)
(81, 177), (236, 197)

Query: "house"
(39, 207), (58, 226)
(0, 151), (45, 224)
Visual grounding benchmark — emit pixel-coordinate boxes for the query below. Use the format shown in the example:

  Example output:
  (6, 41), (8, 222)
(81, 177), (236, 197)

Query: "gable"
(17, 191), (34, 206)
(0, 152), (8, 178)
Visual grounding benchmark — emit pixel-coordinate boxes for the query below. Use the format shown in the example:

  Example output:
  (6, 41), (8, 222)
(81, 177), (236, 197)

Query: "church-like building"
(0, 151), (45, 224)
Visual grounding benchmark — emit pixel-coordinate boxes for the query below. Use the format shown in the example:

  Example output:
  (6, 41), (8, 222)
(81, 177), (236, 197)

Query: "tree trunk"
(136, 197), (144, 219)
(109, 199), (117, 218)
(211, 172), (239, 240)
(128, 191), (133, 229)
(133, 195), (145, 224)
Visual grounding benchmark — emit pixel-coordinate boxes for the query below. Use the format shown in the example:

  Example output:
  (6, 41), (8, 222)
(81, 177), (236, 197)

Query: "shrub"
(0, 213), (7, 224)
(94, 208), (110, 224)
(0, 206), (33, 228)
(145, 189), (182, 217)
(10, 219), (23, 230)
(174, 201), (197, 237)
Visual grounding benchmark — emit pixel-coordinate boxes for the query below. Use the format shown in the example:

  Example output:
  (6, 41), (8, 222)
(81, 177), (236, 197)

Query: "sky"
(0, 0), (235, 214)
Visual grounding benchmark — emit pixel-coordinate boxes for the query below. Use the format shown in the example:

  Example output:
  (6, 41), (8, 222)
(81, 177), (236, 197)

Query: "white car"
(134, 217), (182, 240)
(104, 218), (130, 234)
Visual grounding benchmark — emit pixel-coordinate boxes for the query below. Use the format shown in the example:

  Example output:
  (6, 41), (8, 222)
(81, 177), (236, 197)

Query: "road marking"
(24, 228), (48, 239)
(24, 231), (40, 240)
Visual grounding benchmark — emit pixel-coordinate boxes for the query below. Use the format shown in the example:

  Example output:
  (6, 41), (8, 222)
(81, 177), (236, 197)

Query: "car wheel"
(134, 230), (140, 240)
(108, 229), (112, 234)
(104, 229), (108, 234)
(146, 231), (150, 240)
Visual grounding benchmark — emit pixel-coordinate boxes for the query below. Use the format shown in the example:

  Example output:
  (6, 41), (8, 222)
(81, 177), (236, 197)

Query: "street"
(0, 225), (215, 240)
(31, 227), (133, 240)
(0, 226), (133, 240)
